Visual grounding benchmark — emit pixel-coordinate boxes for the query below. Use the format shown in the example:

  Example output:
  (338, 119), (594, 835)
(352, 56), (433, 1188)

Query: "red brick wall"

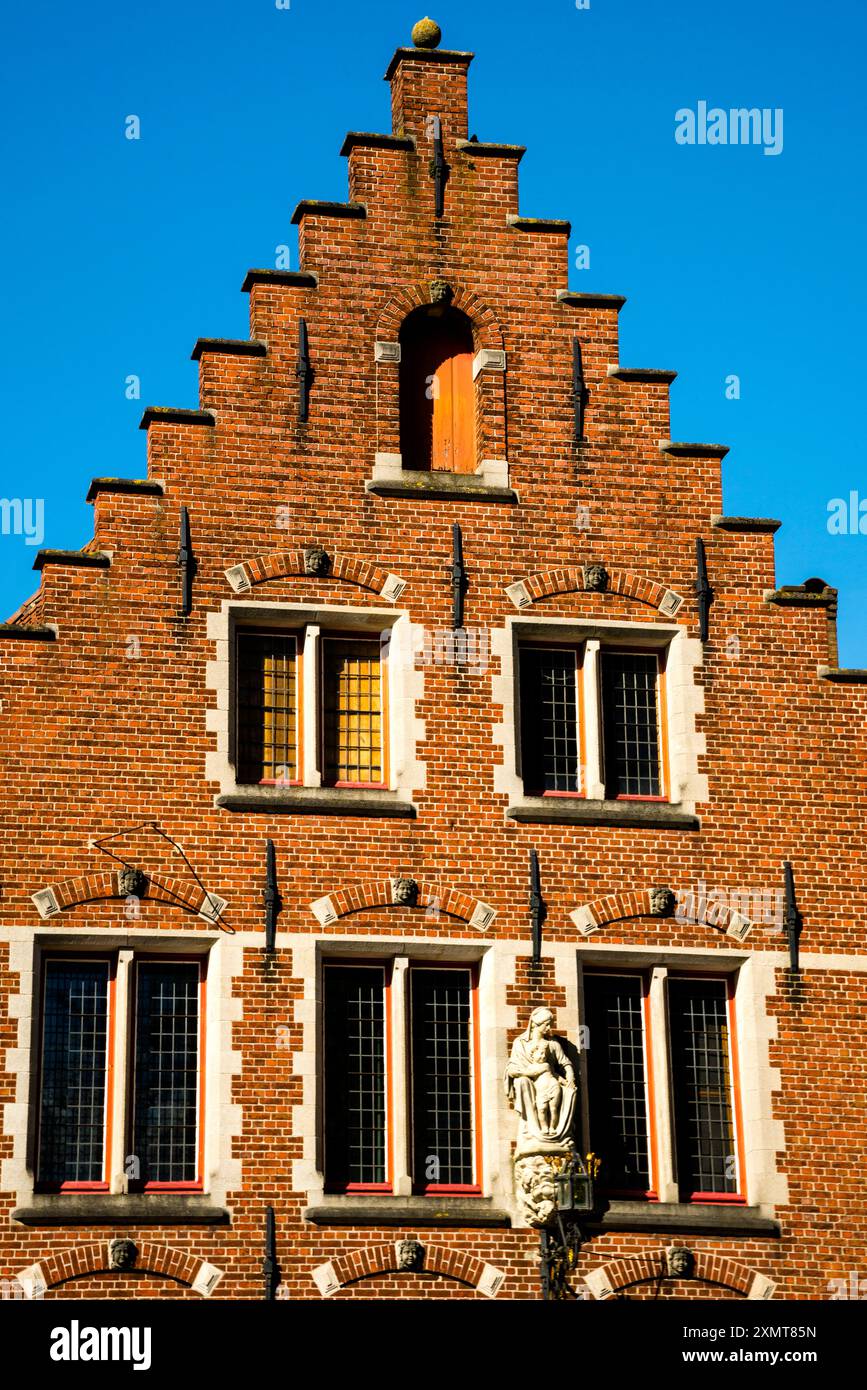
(1, 34), (865, 1302)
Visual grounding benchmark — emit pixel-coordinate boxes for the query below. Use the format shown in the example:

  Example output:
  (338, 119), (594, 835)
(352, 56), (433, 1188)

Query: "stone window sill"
(506, 798), (700, 830)
(365, 470), (517, 503)
(588, 1201), (779, 1238)
(304, 1195), (511, 1228)
(215, 787), (416, 818)
(12, 1195), (230, 1227)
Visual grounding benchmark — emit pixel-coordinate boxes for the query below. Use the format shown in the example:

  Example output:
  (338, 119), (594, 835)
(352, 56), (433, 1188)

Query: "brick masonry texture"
(1, 26), (865, 1302)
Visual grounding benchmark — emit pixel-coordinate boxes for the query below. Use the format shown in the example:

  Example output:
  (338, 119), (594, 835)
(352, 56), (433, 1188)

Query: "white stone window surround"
(292, 935), (524, 1222)
(492, 616), (708, 812)
(0, 927), (242, 1212)
(205, 600), (426, 804)
(573, 943), (789, 1217)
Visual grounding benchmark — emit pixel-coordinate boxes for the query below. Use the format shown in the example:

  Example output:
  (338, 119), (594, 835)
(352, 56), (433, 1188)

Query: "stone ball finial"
(412, 17), (442, 49)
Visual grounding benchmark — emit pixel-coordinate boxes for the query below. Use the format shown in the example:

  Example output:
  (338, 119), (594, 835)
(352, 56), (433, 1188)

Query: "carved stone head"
(429, 279), (454, 306)
(650, 887), (676, 917)
(396, 1239), (424, 1272)
(118, 867), (147, 899)
(666, 1246), (694, 1279)
(303, 546), (331, 577)
(583, 564), (610, 593)
(109, 1239), (138, 1272)
(393, 877), (420, 908)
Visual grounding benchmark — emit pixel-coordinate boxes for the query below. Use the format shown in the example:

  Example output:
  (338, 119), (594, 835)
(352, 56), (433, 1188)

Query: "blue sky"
(1, 0), (864, 660)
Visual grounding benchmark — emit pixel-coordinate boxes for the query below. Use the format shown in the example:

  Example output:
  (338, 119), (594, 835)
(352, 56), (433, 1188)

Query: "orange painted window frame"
(583, 969), (658, 1202)
(319, 631), (390, 791)
(666, 971), (746, 1205)
(35, 953), (116, 1194)
(598, 644), (669, 802)
(517, 640), (587, 799)
(322, 959), (393, 1195)
(410, 961), (483, 1197)
(235, 627), (304, 787)
(128, 955), (207, 1194)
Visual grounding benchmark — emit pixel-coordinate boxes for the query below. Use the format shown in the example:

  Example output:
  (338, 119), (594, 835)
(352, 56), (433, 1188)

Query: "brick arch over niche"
(310, 877), (496, 933)
(30, 870), (226, 924)
(584, 1250), (774, 1301)
(374, 282), (506, 466)
(570, 889), (754, 943)
(311, 1242), (505, 1298)
(17, 1242), (223, 1297)
(376, 282), (504, 349)
(224, 549), (407, 601)
(506, 566), (685, 616)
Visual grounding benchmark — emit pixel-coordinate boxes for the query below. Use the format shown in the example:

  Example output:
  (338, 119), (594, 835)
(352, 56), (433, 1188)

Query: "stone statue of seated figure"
(504, 1006), (577, 1157)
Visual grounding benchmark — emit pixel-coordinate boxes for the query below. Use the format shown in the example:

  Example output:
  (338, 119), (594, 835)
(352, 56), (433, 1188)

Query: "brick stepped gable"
(1, 21), (866, 1306)
(2, 39), (854, 684)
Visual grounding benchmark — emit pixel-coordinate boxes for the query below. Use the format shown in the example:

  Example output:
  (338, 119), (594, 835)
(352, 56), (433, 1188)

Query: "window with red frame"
(599, 649), (663, 799)
(322, 637), (385, 788)
(584, 972), (654, 1197)
(410, 967), (476, 1192)
(37, 959), (113, 1188)
(583, 969), (743, 1204)
(322, 961), (479, 1195)
(518, 645), (582, 795)
(667, 976), (740, 1200)
(36, 955), (204, 1193)
(236, 630), (299, 786)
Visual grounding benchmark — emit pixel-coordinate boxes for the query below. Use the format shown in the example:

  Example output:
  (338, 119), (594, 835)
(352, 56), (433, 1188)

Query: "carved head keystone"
(118, 867), (147, 899)
(583, 564), (610, 593)
(392, 877), (420, 907)
(304, 546), (331, 577)
(109, 1239), (138, 1272)
(666, 1246), (695, 1279)
(396, 1239), (424, 1271)
(650, 888), (676, 917)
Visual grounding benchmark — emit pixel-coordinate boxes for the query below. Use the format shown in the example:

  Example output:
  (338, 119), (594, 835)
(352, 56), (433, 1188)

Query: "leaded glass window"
(519, 647), (581, 794)
(411, 968), (474, 1189)
(584, 973), (652, 1192)
(236, 631), (298, 785)
(323, 639), (384, 786)
(600, 650), (661, 798)
(668, 977), (738, 1197)
(132, 962), (201, 1186)
(323, 966), (387, 1189)
(38, 961), (110, 1186)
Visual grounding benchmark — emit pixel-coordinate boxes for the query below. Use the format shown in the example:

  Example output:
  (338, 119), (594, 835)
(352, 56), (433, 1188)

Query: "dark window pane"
(236, 632), (298, 785)
(600, 650), (661, 797)
(411, 969), (474, 1187)
(668, 978), (738, 1196)
(324, 967), (387, 1188)
(323, 640), (383, 786)
(133, 963), (200, 1185)
(519, 647), (580, 793)
(584, 974), (651, 1190)
(38, 961), (109, 1185)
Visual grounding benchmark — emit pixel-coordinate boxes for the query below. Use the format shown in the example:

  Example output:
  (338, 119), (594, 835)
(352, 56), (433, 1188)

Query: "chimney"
(386, 17), (473, 147)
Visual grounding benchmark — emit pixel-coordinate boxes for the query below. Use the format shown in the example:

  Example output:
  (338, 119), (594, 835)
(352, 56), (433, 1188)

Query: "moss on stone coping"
(191, 338), (267, 362)
(340, 131), (416, 157)
(608, 366), (678, 384)
(384, 47), (473, 80)
(86, 478), (165, 503)
(33, 549), (112, 572)
(290, 200), (366, 226)
(659, 440), (730, 460)
(241, 269), (318, 293)
(557, 290), (627, 311)
(139, 407), (216, 431)
(507, 215), (571, 235)
(712, 515), (782, 533)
